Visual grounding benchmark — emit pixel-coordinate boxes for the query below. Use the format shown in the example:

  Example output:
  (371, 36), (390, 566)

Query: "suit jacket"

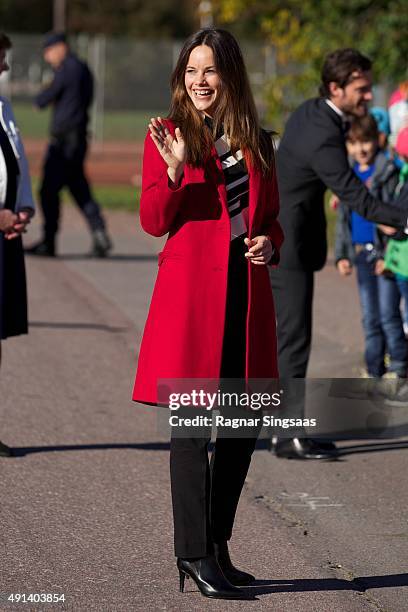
(132, 122), (284, 405)
(276, 98), (408, 271)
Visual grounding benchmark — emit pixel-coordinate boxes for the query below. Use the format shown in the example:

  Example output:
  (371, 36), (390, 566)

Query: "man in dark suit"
(270, 48), (408, 460)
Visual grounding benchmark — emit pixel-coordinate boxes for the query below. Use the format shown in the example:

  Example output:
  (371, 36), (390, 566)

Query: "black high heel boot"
(214, 541), (255, 585)
(177, 556), (250, 599)
(0, 440), (12, 457)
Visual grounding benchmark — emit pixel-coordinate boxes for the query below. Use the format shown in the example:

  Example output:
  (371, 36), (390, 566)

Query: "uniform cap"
(43, 31), (67, 49)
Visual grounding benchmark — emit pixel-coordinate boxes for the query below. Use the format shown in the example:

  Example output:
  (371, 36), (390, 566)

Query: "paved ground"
(0, 206), (407, 611)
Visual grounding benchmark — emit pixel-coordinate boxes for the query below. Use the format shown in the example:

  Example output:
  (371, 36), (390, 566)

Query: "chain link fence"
(0, 33), (277, 142)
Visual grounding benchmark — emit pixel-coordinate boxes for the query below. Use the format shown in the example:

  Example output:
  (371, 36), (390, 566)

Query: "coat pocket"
(158, 251), (183, 266)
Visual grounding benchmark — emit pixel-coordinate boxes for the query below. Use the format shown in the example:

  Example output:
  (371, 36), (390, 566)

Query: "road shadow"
(7, 439), (408, 459)
(335, 439), (408, 457)
(29, 321), (129, 332)
(9, 442), (170, 458)
(57, 253), (158, 262)
(247, 572), (408, 595)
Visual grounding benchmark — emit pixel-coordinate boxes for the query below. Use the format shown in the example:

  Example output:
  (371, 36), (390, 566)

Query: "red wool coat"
(132, 123), (284, 405)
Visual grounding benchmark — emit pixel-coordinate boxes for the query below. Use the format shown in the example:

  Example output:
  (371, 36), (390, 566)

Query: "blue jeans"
(377, 274), (408, 376)
(355, 251), (386, 377)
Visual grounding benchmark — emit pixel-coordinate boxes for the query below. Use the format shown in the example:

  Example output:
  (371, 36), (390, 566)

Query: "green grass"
(31, 177), (140, 213)
(29, 176), (338, 244)
(91, 184), (141, 212)
(13, 102), (166, 142)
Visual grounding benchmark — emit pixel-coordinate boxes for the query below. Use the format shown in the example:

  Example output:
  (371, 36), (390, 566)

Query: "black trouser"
(40, 131), (106, 242)
(269, 266), (314, 378)
(269, 266), (314, 423)
(170, 238), (261, 558)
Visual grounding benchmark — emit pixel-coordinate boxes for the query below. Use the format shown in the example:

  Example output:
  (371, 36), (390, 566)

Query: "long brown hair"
(168, 28), (274, 176)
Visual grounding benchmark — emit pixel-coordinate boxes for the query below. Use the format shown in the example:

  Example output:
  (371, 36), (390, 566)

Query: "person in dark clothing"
(270, 48), (408, 460)
(27, 32), (112, 258)
(0, 33), (35, 457)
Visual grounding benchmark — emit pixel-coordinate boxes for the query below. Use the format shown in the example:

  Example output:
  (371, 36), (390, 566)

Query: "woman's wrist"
(167, 165), (184, 187)
(265, 235), (275, 264)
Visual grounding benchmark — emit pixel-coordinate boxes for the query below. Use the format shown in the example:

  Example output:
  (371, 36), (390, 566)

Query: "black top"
(276, 97), (408, 271)
(35, 52), (93, 137)
(0, 121), (19, 211)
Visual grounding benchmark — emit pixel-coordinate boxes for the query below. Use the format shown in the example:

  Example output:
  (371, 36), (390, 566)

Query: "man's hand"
(4, 210), (32, 240)
(0, 209), (18, 233)
(378, 224), (397, 236)
(337, 259), (352, 276)
(244, 236), (273, 265)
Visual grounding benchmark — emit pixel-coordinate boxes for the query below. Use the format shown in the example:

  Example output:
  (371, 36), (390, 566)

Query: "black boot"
(214, 541), (255, 585)
(0, 440), (12, 457)
(90, 229), (112, 258)
(177, 556), (250, 600)
(25, 239), (56, 257)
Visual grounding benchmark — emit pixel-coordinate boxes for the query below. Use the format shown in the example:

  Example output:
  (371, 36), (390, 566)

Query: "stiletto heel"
(179, 569), (185, 592)
(176, 556), (250, 600)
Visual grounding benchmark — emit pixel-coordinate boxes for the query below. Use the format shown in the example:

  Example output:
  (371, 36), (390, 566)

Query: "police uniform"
(31, 33), (111, 257)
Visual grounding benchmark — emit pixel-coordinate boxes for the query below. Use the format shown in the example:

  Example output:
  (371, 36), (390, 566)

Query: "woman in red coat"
(133, 28), (283, 600)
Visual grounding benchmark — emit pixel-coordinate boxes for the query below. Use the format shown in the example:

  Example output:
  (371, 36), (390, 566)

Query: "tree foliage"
(67, 0), (196, 37)
(213, 0), (408, 128)
(0, 0), (197, 38)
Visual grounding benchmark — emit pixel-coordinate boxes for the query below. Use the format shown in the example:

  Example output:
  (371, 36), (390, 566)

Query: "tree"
(213, 0), (408, 128)
(67, 0), (196, 37)
(0, 0), (197, 38)
(0, 0), (52, 32)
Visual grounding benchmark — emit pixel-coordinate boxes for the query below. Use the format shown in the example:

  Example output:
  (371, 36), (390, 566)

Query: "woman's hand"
(244, 236), (273, 265)
(0, 209), (18, 233)
(149, 117), (186, 185)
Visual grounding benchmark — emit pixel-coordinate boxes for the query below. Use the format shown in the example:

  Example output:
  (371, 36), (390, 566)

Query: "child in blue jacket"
(335, 115), (407, 378)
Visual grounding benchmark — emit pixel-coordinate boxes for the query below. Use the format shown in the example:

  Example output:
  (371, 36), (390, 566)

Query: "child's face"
(346, 137), (377, 166)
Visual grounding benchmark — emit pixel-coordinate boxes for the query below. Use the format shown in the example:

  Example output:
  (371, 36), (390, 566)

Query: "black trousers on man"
(170, 239), (261, 558)
(269, 266), (314, 379)
(40, 130), (106, 243)
(268, 266), (314, 428)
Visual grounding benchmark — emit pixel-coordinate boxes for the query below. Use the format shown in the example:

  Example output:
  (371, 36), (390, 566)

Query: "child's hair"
(347, 115), (379, 143)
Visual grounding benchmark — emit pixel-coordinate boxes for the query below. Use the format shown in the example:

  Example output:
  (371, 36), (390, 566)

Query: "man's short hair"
(347, 115), (379, 143)
(320, 48), (372, 97)
(0, 33), (12, 52)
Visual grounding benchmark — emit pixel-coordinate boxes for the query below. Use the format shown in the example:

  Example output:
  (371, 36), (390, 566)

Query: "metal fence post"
(89, 35), (106, 144)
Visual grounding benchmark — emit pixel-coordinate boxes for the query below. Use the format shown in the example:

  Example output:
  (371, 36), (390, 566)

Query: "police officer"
(27, 32), (112, 257)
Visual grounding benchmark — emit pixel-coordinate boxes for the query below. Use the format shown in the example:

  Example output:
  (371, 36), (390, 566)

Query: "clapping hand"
(149, 117), (186, 185)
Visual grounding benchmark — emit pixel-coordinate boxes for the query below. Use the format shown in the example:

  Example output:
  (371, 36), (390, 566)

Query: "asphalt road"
(0, 207), (407, 611)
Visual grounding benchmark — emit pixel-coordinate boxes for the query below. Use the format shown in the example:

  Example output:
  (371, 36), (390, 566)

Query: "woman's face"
(184, 45), (222, 117)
